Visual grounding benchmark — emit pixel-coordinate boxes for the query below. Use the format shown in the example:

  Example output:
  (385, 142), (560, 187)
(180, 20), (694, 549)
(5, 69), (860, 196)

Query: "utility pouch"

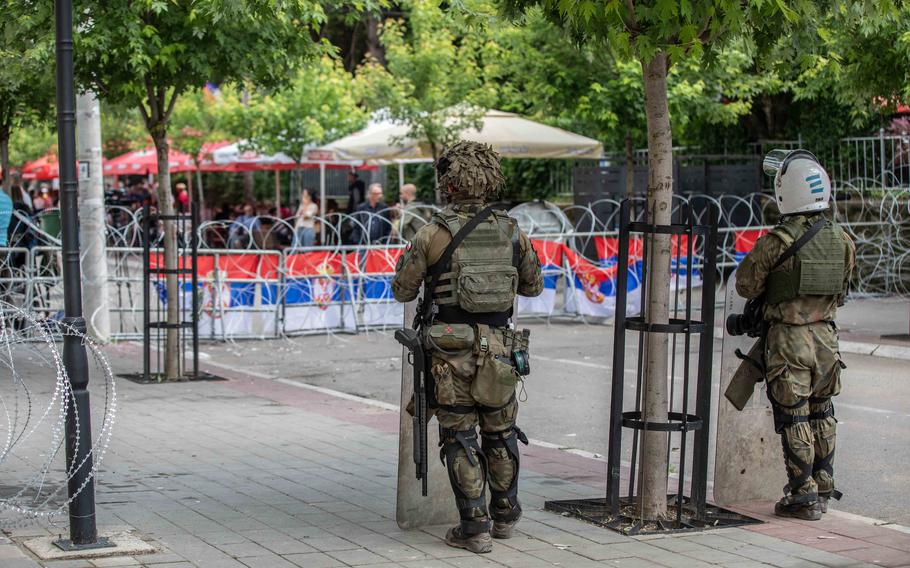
(798, 260), (846, 296)
(456, 264), (518, 313)
(505, 328), (531, 376)
(426, 323), (475, 351)
(471, 325), (519, 407)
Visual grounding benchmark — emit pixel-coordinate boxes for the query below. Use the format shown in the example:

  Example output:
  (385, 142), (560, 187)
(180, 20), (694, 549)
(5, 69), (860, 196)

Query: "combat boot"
(774, 494), (822, 521)
(445, 526), (492, 553)
(818, 493), (829, 513)
(491, 509), (521, 539)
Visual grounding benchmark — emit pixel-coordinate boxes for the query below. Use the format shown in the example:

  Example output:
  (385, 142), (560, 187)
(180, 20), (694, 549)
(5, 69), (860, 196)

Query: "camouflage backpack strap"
(492, 210), (521, 269)
(428, 211), (464, 306)
(768, 218), (802, 255)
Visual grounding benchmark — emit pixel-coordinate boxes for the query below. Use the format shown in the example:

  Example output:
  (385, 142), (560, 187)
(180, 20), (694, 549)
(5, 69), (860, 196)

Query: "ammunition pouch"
(471, 325), (530, 407)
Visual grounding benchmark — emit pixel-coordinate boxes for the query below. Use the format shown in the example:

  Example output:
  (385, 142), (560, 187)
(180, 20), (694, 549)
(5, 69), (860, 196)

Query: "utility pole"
(77, 92), (110, 342)
(54, 0), (99, 547)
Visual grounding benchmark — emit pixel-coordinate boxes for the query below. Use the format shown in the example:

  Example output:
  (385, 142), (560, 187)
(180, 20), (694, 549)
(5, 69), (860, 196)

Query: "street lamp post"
(54, 0), (100, 547)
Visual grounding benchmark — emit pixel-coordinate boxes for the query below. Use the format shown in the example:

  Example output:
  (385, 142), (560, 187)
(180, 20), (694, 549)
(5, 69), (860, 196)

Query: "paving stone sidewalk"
(2, 344), (908, 568)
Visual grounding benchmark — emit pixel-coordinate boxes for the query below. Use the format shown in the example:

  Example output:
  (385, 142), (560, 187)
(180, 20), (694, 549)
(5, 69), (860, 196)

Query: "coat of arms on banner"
(312, 261), (337, 311)
(202, 268), (231, 318)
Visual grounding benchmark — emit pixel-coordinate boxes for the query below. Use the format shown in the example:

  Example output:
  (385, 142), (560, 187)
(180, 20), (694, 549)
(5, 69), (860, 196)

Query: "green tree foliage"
(502, 0), (817, 521)
(70, 0), (330, 379)
(8, 123), (56, 167)
(170, 87), (239, 166)
(237, 57), (368, 181)
(0, 0), (54, 192)
(358, 0), (500, 161)
(790, 2), (908, 123)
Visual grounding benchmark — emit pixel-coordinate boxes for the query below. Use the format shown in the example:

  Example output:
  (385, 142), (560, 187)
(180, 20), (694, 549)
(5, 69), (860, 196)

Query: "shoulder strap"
(772, 217), (827, 271)
(426, 204), (498, 292)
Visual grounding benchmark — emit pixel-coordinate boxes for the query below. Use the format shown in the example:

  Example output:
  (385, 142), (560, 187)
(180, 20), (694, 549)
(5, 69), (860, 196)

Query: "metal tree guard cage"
(142, 204), (200, 381)
(546, 199), (759, 533)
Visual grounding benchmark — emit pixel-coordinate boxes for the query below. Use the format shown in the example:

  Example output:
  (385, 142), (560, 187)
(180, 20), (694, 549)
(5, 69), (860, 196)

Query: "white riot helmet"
(763, 149), (831, 215)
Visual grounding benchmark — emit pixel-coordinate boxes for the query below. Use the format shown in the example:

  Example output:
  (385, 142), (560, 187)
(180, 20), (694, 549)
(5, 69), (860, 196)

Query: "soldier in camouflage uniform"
(736, 150), (855, 520)
(392, 141), (543, 553)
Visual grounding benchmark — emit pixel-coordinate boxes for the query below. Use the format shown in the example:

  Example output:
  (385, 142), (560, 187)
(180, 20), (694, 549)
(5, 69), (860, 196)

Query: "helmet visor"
(762, 149), (792, 177)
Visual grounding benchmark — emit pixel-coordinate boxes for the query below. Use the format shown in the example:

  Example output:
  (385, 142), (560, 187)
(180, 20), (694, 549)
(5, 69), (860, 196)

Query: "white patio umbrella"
(211, 141), (297, 167)
(314, 109), (604, 163)
(214, 141), (367, 241)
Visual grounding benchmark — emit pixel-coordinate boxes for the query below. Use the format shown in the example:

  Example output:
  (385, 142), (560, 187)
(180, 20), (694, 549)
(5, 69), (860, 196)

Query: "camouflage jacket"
(392, 201), (544, 304)
(736, 213), (856, 325)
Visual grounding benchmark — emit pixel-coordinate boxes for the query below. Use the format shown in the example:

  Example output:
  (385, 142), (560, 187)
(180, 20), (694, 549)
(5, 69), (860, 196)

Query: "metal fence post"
(879, 128), (887, 187)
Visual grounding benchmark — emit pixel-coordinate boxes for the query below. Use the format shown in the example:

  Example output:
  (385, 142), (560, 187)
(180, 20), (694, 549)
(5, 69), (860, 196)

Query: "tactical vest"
(765, 216), (847, 306)
(427, 208), (520, 327)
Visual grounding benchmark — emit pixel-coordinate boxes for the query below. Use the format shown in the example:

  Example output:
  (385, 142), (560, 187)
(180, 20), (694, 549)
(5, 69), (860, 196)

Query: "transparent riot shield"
(714, 269), (787, 505)
(396, 296), (459, 529)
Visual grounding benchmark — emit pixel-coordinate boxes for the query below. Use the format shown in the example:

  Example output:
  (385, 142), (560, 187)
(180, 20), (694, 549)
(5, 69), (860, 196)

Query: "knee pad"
(769, 397), (814, 495)
(439, 426), (489, 531)
(481, 426), (528, 522)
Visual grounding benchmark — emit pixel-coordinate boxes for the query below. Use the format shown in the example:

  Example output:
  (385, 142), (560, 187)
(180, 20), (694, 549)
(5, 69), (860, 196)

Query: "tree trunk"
(152, 133), (181, 380)
(243, 171), (255, 204)
(639, 52), (673, 521)
(0, 130), (10, 195)
(76, 92), (110, 342)
(625, 131), (635, 198)
(366, 16), (385, 65)
(196, 168), (205, 219)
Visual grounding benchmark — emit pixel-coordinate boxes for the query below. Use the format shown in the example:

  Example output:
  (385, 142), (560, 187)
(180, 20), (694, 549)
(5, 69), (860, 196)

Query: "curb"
(840, 340), (910, 361)
(711, 329), (910, 361)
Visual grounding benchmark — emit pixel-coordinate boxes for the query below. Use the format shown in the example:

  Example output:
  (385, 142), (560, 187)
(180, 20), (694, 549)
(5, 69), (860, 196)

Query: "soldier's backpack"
(426, 205), (520, 316)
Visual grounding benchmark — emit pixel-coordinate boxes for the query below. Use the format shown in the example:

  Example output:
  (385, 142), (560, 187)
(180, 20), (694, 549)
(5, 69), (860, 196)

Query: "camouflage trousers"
(765, 321), (843, 497)
(432, 327), (523, 530)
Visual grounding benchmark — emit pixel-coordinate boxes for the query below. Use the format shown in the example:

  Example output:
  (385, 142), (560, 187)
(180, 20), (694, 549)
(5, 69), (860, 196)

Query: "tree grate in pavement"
(116, 371), (228, 384)
(545, 495), (763, 536)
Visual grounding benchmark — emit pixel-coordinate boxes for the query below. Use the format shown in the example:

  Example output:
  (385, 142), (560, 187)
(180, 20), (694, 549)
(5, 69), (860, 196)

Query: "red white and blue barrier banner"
(517, 240), (563, 316)
(357, 248), (405, 327)
(262, 252), (356, 334)
(733, 229), (769, 263)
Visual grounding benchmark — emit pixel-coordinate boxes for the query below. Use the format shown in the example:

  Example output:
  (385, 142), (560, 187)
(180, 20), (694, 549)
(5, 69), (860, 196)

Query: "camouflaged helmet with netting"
(435, 141), (504, 202)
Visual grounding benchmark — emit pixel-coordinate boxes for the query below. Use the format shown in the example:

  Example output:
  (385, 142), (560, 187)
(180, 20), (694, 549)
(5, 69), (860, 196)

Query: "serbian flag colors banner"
(734, 229), (769, 262)
(517, 239), (563, 316)
(261, 252), (356, 333)
(563, 248), (640, 318)
(152, 253), (270, 337)
(358, 248), (404, 327)
(668, 235), (703, 290)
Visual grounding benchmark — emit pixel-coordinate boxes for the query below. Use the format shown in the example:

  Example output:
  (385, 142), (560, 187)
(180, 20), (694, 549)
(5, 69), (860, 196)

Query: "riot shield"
(714, 269), (786, 505)
(396, 296), (459, 529)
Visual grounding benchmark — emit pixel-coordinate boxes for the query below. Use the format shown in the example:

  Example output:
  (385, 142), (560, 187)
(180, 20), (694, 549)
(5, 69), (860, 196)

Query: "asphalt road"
(202, 318), (910, 527)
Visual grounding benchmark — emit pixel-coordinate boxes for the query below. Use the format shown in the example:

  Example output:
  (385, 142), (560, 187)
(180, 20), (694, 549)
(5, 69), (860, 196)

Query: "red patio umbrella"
(103, 147), (194, 176)
(21, 153), (59, 181)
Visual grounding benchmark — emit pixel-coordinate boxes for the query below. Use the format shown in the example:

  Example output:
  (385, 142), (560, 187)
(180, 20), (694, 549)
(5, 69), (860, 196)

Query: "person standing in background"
(294, 188), (319, 248)
(345, 171), (366, 214)
(350, 184), (391, 244)
(0, 187), (13, 247)
(397, 183), (427, 242)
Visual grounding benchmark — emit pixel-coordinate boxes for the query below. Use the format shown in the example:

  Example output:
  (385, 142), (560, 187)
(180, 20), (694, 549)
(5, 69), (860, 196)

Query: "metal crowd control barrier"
(0, 190), (904, 341)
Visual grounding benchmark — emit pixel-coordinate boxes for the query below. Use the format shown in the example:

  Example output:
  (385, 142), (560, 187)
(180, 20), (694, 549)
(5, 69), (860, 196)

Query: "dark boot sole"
(445, 529), (492, 553)
(774, 506), (822, 521)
